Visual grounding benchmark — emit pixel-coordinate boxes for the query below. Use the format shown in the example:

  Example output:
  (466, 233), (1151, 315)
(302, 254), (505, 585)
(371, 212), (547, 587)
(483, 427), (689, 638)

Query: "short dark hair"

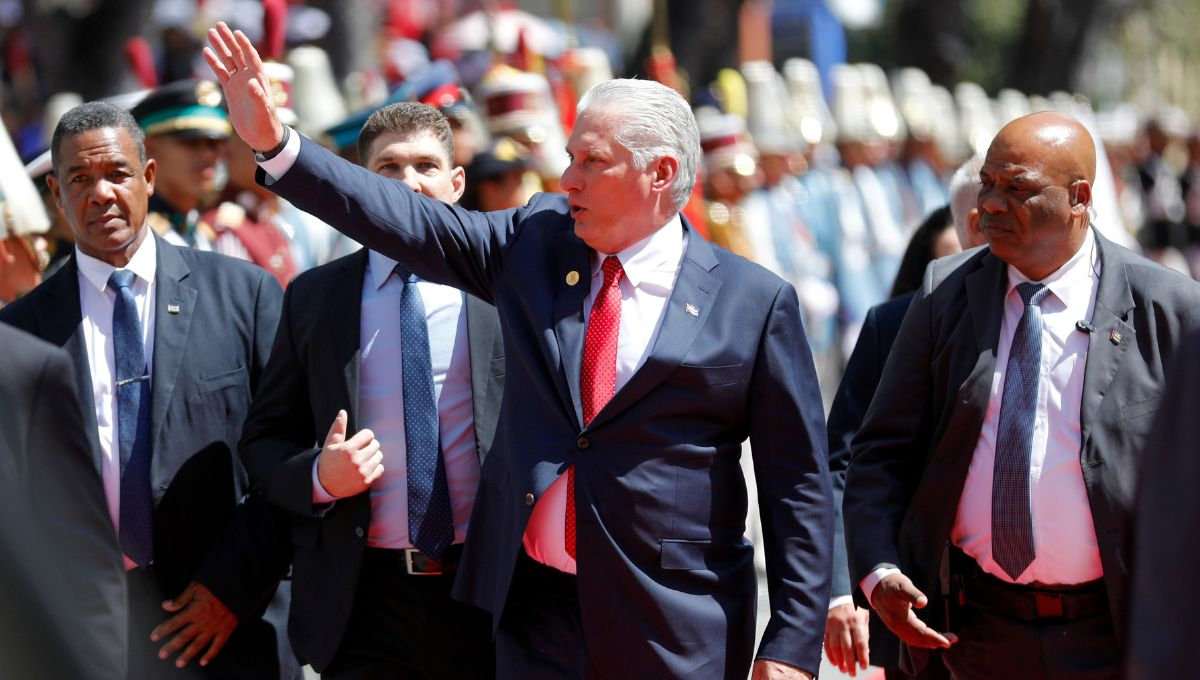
(357, 102), (454, 166)
(51, 102), (146, 177)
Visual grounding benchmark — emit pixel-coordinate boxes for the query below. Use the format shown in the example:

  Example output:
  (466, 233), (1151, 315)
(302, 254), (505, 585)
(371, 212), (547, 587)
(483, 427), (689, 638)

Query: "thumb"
(325, 410), (347, 446)
(905, 581), (929, 609)
(163, 582), (197, 612)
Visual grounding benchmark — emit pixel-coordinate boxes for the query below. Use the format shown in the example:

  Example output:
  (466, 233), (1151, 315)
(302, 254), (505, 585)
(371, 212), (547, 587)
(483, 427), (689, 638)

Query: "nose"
(400, 167), (424, 194)
(91, 178), (117, 204)
(560, 163), (581, 192)
(979, 188), (1005, 214)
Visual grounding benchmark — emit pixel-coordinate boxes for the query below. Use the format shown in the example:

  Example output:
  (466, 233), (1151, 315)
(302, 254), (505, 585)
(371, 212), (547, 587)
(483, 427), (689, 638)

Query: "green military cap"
(131, 79), (232, 139)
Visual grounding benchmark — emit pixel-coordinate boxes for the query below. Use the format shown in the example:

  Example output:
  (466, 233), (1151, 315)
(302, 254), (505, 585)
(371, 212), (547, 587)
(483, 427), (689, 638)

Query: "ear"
(649, 155), (679, 195)
(45, 173), (65, 214)
(1069, 180), (1091, 217)
(450, 165), (466, 203)
(0, 236), (15, 265)
(143, 157), (156, 196)
(967, 208), (981, 238)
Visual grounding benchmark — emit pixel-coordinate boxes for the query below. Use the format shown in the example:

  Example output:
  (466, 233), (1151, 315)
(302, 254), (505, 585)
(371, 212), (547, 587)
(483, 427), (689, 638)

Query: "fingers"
(157, 622), (198, 661)
(324, 410), (348, 446)
(173, 629), (213, 669)
(161, 582), (196, 613)
(199, 629), (232, 667)
(853, 625), (870, 670)
(215, 23), (241, 69)
(900, 609), (953, 649)
(345, 427), (377, 449)
(201, 46), (229, 84)
(150, 611), (188, 643)
(205, 25), (236, 73)
(361, 449), (385, 485)
(234, 28), (265, 75)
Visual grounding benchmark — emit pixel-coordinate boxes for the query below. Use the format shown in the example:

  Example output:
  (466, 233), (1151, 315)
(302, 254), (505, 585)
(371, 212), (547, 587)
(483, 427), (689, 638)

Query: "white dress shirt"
(312, 250), (480, 549)
(862, 229), (1103, 602)
(75, 236), (158, 570)
(523, 216), (687, 574)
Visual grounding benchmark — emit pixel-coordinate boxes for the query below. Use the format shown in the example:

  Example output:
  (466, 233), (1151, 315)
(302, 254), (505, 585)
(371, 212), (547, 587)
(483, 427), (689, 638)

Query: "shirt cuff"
(860, 565), (902, 605)
(828, 594), (855, 610)
(257, 125), (302, 182)
(311, 455), (338, 504)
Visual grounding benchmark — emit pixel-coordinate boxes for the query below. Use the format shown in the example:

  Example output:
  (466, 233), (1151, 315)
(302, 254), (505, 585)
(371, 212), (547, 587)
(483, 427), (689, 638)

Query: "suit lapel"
(588, 224), (722, 430)
(329, 251), (366, 431)
(34, 257), (104, 474)
(1080, 233), (1134, 452)
(150, 238), (198, 443)
(551, 230), (592, 429)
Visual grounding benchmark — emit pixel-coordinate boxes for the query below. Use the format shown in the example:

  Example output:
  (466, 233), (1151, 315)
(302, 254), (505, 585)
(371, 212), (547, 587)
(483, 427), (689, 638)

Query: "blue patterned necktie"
(108, 269), (154, 566)
(395, 264), (454, 558)
(992, 281), (1052, 580)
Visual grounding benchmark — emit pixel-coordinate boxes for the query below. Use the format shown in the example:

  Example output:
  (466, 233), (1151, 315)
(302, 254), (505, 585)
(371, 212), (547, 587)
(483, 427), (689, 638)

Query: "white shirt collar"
(591, 214), (685, 292)
(1005, 226), (1100, 306)
(75, 231), (158, 294)
(367, 249), (401, 291)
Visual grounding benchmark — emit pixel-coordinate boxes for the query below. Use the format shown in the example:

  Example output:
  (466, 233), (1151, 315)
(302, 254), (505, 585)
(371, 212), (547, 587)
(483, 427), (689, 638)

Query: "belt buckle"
(404, 548), (443, 576)
(1034, 592), (1064, 618)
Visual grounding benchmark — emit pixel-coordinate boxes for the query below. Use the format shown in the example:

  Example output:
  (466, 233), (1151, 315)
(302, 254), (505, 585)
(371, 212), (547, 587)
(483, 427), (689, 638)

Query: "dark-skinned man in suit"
(844, 112), (1200, 679)
(205, 22), (833, 680)
(0, 101), (297, 679)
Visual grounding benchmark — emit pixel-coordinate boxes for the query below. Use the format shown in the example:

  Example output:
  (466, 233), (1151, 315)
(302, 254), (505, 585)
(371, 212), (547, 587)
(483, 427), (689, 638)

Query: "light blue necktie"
(108, 269), (154, 566)
(992, 282), (1051, 580)
(395, 264), (454, 558)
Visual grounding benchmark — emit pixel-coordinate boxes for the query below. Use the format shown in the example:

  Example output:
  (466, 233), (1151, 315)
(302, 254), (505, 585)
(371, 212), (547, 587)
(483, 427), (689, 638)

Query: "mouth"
(569, 205), (585, 221)
(89, 214), (128, 230)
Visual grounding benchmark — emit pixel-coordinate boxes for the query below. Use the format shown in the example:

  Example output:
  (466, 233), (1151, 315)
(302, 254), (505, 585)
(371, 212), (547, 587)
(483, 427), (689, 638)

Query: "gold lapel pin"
(565, 270), (580, 286)
(685, 303), (700, 317)
(167, 304), (181, 315)
(1109, 329), (1121, 345)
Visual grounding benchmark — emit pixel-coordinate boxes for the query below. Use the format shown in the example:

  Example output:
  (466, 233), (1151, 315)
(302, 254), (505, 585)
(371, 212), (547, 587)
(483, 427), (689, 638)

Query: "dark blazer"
(258, 137), (834, 677)
(238, 247), (505, 671)
(1126, 324), (1200, 679)
(826, 292), (913, 671)
(0, 236), (299, 679)
(844, 231), (1200, 673)
(0, 324), (127, 680)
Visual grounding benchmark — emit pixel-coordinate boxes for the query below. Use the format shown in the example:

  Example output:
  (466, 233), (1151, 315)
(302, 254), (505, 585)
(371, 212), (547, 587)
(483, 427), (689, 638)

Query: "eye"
(417, 161), (439, 173)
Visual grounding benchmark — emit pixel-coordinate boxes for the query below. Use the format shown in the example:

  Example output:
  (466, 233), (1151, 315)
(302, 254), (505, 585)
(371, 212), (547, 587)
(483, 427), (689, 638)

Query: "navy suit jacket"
(239, 248), (506, 671)
(261, 136), (834, 677)
(844, 232), (1200, 673)
(826, 292), (913, 672)
(0, 235), (299, 679)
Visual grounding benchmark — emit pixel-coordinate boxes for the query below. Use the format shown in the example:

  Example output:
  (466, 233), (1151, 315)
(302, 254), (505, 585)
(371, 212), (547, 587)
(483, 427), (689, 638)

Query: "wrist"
(254, 125), (290, 162)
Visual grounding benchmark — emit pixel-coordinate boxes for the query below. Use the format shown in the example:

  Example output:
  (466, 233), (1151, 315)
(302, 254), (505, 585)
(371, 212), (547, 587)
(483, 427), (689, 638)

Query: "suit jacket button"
(576, 436), (590, 450)
(524, 492), (535, 506)
(355, 526), (365, 538)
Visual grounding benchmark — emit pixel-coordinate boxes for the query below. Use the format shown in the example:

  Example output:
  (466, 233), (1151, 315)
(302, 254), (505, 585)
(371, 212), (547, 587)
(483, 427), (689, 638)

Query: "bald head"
(992, 112), (1096, 189)
(978, 112), (1096, 281)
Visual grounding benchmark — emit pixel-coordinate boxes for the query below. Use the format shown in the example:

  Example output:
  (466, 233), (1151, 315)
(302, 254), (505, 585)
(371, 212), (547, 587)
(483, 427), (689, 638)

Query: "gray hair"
(51, 102), (146, 177)
(576, 79), (699, 214)
(949, 151), (985, 246)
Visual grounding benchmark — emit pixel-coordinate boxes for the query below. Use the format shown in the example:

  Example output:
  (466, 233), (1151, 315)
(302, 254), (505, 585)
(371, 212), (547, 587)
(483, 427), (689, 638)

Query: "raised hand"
(316, 410), (384, 499)
(202, 22), (284, 152)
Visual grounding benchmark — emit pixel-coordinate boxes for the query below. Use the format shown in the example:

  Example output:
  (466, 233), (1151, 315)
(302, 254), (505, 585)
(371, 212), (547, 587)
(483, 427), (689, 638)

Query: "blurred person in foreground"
(0, 101), (298, 679)
(1125, 323), (1200, 679)
(207, 22), (833, 680)
(239, 101), (504, 677)
(0, 311), (127, 679)
(844, 111), (1200, 679)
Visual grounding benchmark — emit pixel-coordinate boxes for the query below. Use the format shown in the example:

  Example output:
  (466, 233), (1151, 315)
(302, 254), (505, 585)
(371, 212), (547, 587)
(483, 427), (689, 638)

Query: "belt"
(951, 550), (1108, 622)
(367, 544), (463, 576)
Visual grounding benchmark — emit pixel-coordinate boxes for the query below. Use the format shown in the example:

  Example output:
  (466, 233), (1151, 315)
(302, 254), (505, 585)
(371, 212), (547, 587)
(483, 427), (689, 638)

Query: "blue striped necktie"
(108, 269), (154, 566)
(395, 264), (454, 558)
(992, 281), (1051, 580)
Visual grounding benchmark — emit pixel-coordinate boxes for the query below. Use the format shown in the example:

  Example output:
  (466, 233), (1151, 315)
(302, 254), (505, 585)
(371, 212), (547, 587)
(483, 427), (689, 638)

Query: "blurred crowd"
(4, 0), (1200, 400)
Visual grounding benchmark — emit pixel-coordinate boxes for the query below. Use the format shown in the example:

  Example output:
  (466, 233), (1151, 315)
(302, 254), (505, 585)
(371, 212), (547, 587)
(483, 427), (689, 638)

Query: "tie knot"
(1016, 282), (1050, 307)
(601, 256), (623, 284)
(393, 263), (417, 284)
(108, 269), (136, 291)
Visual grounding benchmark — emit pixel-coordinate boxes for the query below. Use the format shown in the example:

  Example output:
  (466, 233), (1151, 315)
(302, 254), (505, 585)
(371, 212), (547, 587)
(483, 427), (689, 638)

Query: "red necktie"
(567, 255), (623, 559)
